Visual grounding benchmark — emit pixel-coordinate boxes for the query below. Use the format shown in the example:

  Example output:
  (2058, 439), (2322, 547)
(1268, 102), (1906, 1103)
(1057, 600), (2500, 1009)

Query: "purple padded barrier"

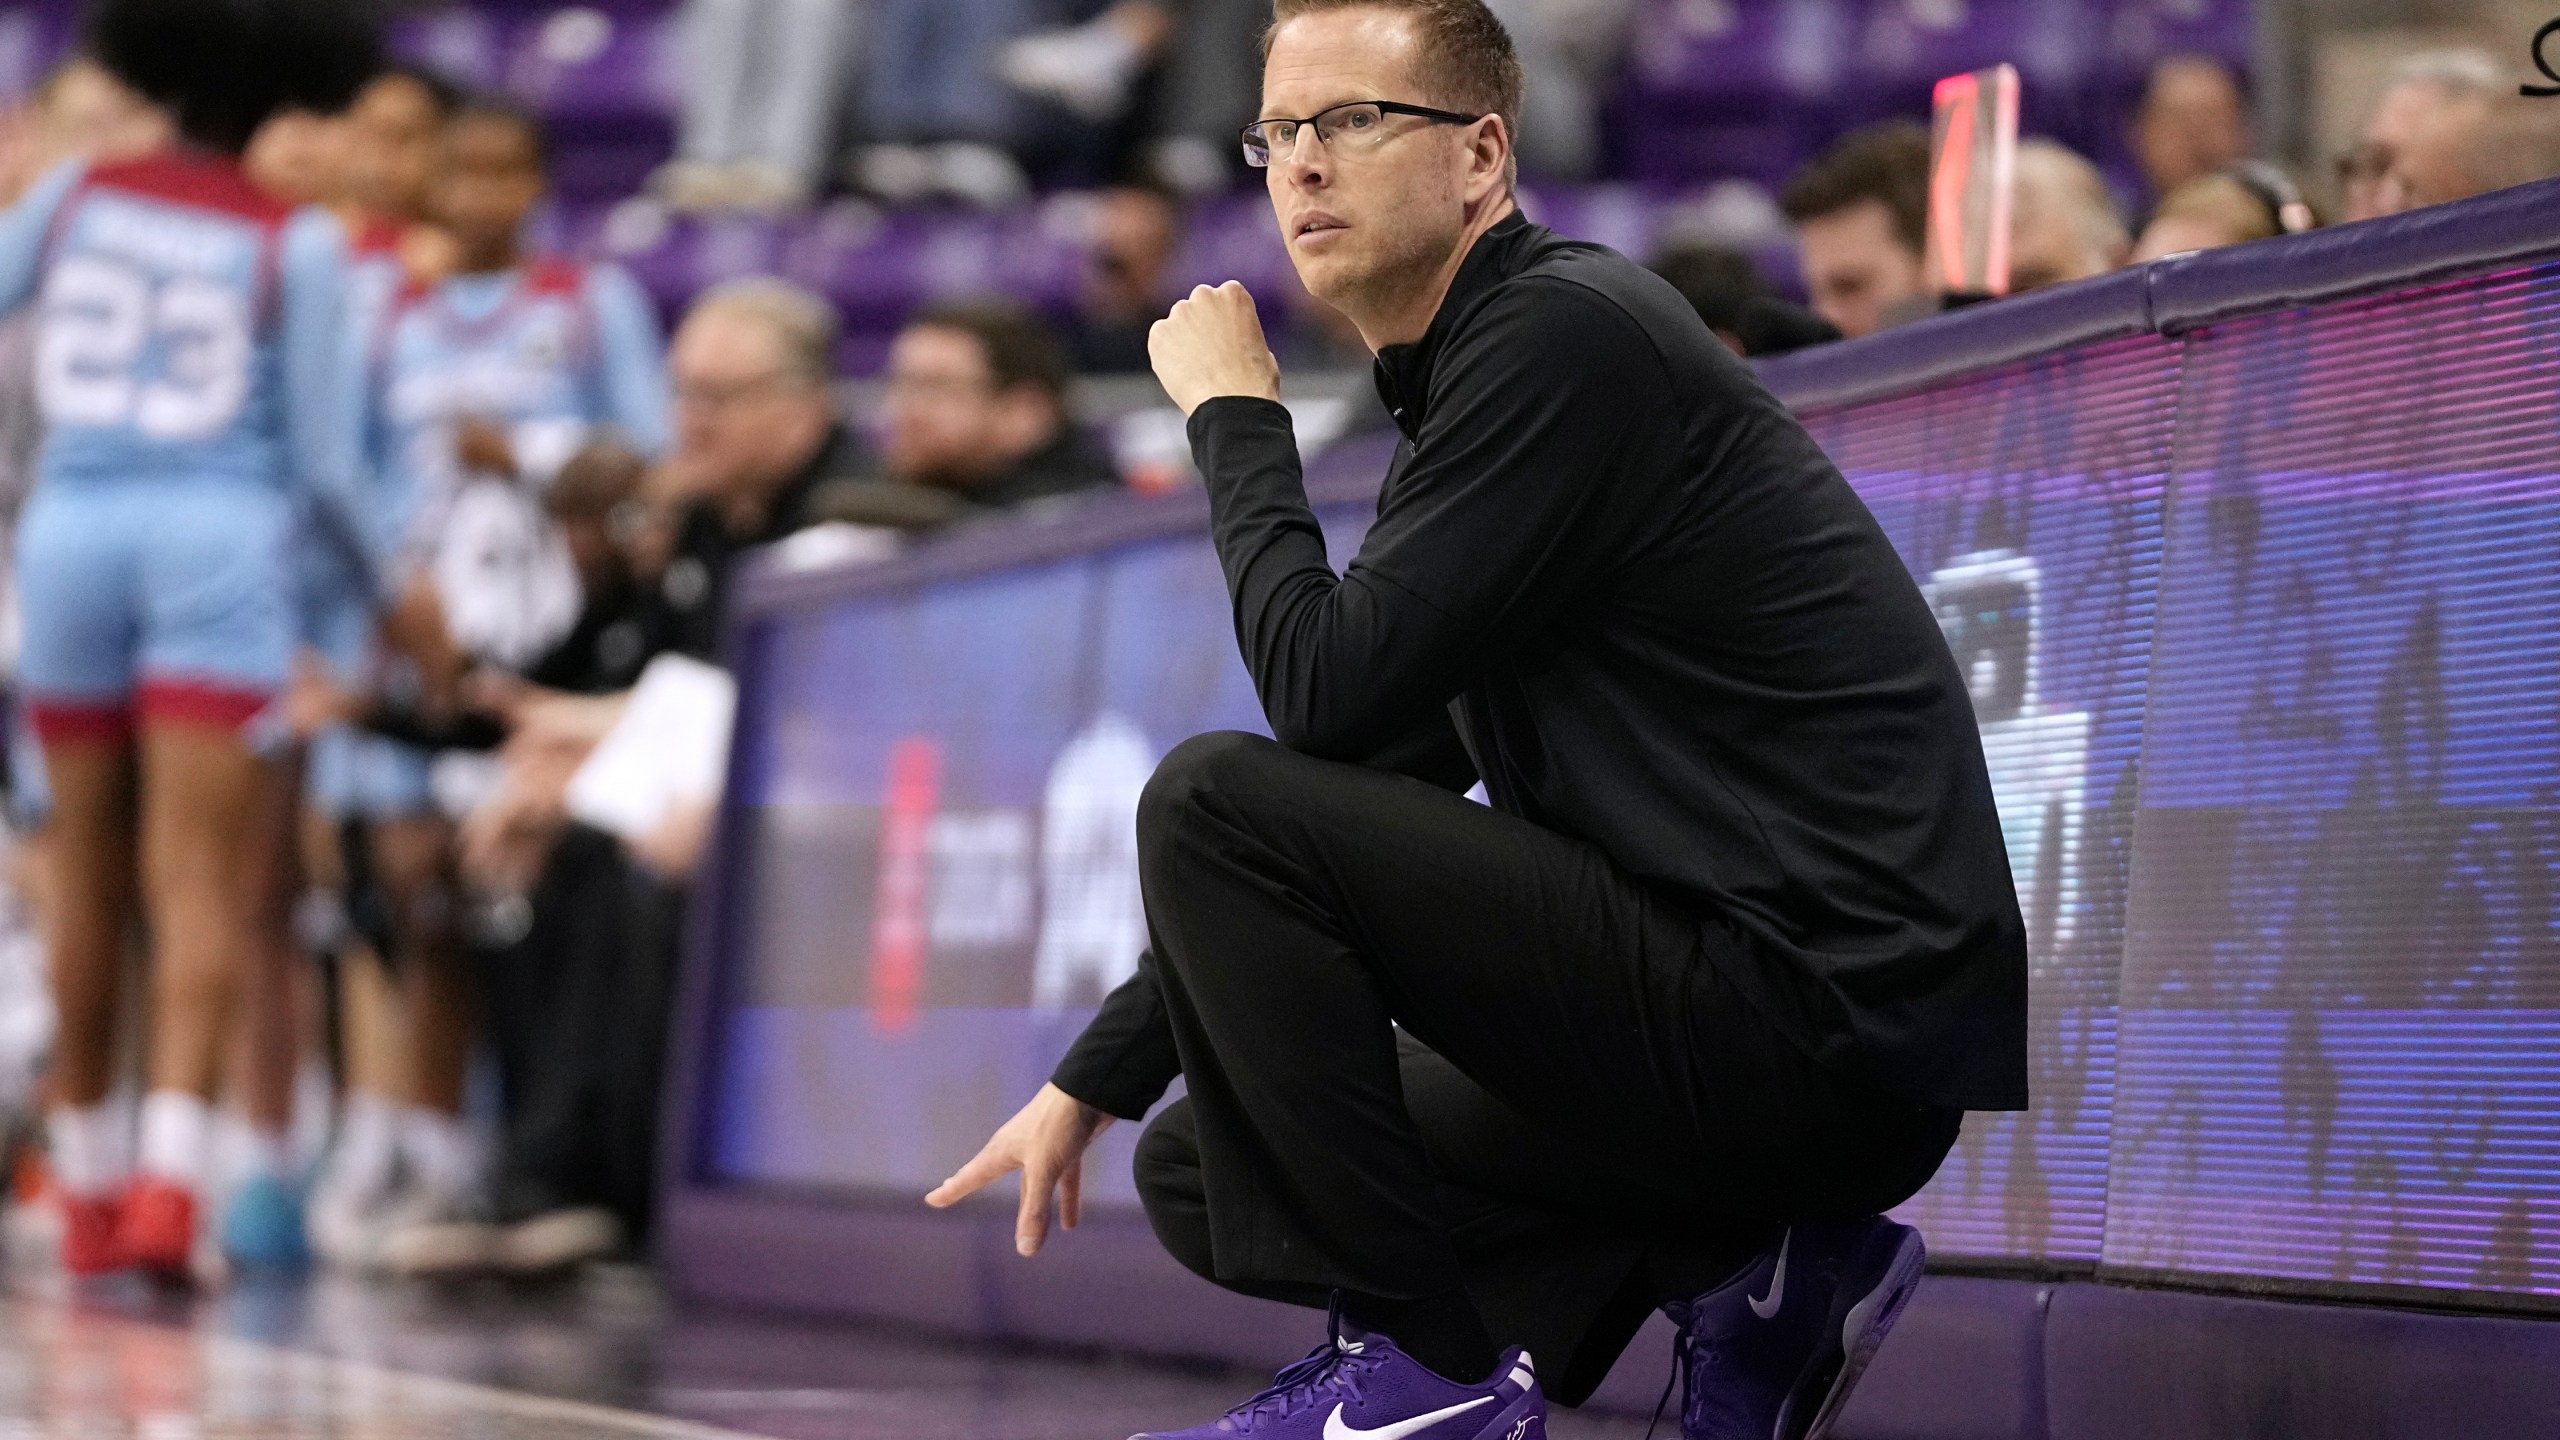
(1755, 264), (2157, 409)
(1788, 328), (2181, 1269)
(2150, 173), (2560, 330)
(2040, 1282), (2560, 1438)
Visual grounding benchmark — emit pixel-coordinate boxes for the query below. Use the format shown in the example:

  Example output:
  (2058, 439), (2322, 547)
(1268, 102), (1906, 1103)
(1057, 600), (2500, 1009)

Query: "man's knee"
(1133, 1099), (1215, 1283)
(1138, 730), (1285, 848)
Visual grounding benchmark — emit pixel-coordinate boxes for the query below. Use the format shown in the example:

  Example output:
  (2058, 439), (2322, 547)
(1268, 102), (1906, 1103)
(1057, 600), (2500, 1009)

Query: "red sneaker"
(58, 1190), (127, 1276)
(117, 1178), (198, 1280)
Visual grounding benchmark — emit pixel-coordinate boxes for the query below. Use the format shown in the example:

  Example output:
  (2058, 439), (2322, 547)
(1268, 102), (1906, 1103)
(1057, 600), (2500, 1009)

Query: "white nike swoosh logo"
(1323, 1396), (1494, 1440)
(1749, 1230), (1791, 1320)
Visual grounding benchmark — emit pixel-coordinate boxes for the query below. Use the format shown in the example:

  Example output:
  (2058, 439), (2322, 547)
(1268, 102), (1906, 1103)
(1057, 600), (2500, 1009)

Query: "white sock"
(136, 1089), (212, 1188)
(323, 1089), (401, 1196)
(48, 1102), (127, 1198)
(399, 1106), (480, 1198)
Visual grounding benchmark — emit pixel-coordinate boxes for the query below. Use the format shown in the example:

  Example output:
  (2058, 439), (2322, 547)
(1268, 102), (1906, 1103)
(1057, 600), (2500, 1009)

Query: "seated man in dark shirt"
(928, 4), (2027, 1440)
(647, 277), (875, 662)
(877, 297), (1125, 514)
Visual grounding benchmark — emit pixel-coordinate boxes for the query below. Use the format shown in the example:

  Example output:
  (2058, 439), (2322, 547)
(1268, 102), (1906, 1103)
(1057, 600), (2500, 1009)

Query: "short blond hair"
(1264, 0), (1522, 146)
(686, 278), (840, 386)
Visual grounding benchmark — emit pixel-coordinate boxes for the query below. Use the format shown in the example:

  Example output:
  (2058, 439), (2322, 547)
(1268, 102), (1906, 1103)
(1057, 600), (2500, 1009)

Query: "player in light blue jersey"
(0, 0), (380, 1280)
(356, 98), (669, 662)
(308, 96), (668, 1274)
(239, 64), (464, 1274)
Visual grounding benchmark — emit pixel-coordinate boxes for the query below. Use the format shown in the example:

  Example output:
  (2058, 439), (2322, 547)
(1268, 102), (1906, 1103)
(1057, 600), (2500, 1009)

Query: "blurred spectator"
(1000, 2), (1174, 130)
(661, 0), (859, 211)
(2132, 56), (2252, 210)
(849, 0), (1034, 207)
(1066, 185), (1181, 373)
(1780, 122), (1932, 341)
(654, 279), (872, 659)
(342, 67), (458, 233)
(242, 107), (347, 206)
(0, 57), (170, 203)
(2339, 49), (2502, 223)
(1484, 0), (1634, 180)
(2008, 138), (2129, 293)
(881, 298), (1123, 511)
(1648, 242), (1769, 355)
(2132, 161), (2314, 263)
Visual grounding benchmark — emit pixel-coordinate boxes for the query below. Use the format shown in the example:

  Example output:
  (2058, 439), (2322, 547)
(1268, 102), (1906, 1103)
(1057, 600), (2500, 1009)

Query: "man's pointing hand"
(1150, 280), (1282, 417)
(926, 1082), (1115, 1257)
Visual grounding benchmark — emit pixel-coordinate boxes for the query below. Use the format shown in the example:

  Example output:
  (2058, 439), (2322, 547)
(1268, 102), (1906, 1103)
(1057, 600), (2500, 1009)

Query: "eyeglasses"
(673, 369), (807, 411)
(2335, 141), (2395, 188)
(1240, 100), (1482, 168)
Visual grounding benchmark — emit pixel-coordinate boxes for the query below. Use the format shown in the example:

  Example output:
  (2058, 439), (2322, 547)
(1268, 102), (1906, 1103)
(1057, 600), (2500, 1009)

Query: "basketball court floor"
(0, 1263), (1663, 1440)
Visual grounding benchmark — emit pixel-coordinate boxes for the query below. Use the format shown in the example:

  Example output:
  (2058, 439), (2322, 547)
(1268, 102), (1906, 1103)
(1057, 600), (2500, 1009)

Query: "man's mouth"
(1294, 214), (1347, 240)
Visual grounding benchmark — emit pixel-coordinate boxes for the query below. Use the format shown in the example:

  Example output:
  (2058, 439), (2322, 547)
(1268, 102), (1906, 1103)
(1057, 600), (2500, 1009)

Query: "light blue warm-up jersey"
(0, 152), (365, 570)
(359, 257), (669, 573)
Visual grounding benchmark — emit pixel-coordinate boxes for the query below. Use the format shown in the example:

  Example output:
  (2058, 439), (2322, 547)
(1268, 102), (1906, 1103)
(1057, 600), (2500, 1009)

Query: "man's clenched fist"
(1149, 280), (1282, 417)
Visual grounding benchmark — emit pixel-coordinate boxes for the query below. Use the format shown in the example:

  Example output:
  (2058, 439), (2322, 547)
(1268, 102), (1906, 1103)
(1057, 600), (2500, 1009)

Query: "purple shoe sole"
(1791, 1225), (1927, 1440)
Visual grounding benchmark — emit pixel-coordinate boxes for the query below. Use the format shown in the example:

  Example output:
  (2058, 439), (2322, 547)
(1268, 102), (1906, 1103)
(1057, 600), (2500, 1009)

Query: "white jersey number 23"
(37, 254), (253, 442)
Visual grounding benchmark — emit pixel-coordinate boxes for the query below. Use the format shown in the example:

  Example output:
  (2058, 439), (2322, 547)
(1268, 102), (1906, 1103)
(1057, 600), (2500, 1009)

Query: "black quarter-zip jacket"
(1053, 211), (2028, 1115)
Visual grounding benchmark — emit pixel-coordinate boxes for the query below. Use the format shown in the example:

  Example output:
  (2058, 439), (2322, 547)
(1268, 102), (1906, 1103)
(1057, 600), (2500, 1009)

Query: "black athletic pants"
(1126, 732), (1960, 1404)
(477, 824), (684, 1238)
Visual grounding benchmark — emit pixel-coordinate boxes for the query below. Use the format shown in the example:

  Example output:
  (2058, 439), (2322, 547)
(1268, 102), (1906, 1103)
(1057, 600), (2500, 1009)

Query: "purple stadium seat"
(1845, 0), (2091, 112)
(0, 0), (84, 103)
(504, 6), (679, 120)
(2103, 0), (2254, 79)
(570, 183), (1808, 377)
(389, 7), (507, 89)
(502, 6), (680, 198)
(1616, 0), (1857, 190)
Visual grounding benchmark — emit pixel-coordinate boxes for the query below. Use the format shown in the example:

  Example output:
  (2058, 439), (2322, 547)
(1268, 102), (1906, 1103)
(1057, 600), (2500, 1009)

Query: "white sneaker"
(929, 142), (1030, 209)
(305, 1152), (399, 1269)
(378, 1213), (501, 1277)
(648, 160), (733, 212)
(1149, 135), (1232, 198)
(727, 161), (813, 214)
(997, 20), (1143, 122)
(498, 1206), (622, 1275)
(850, 144), (936, 203)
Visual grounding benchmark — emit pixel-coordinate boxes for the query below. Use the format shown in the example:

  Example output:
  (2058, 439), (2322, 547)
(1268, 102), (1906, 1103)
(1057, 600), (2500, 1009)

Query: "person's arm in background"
(0, 159), (83, 320)
(587, 262), (671, 455)
(280, 207), (382, 607)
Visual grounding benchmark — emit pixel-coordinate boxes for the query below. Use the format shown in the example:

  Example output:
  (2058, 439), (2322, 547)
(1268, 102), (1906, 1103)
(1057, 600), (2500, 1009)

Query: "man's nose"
(1277, 128), (1328, 185)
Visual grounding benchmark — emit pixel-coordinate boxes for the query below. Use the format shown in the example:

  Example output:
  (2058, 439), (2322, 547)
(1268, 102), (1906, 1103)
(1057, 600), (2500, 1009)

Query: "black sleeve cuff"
(1186, 395), (1298, 485)
(1048, 951), (1183, 1121)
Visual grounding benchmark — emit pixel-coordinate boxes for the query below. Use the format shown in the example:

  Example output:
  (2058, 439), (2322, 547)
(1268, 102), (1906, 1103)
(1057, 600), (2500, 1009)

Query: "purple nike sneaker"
(1132, 1309), (1544, 1440)
(1659, 1216), (1926, 1440)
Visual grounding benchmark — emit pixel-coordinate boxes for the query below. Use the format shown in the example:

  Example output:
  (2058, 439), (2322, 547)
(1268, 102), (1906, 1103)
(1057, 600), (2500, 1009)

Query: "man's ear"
(1464, 113), (1513, 205)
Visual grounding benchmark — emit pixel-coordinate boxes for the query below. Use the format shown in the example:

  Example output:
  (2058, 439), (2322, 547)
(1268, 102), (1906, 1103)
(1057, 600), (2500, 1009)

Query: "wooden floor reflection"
(0, 1267), (1658, 1440)
(0, 1295), (768, 1438)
